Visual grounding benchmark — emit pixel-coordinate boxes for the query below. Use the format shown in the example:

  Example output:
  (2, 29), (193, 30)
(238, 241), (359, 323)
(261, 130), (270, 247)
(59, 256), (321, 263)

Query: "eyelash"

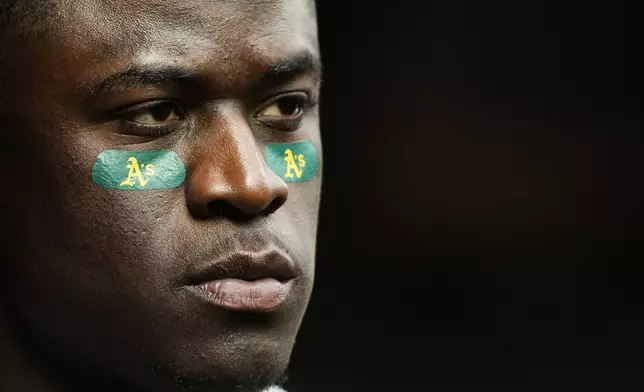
(254, 92), (314, 132)
(118, 100), (186, 137)
(116, 92), (315, 137)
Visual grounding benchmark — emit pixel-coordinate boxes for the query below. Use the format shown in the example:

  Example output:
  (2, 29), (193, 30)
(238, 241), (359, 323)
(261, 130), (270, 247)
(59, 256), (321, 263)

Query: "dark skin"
(0, 1), (321, 391)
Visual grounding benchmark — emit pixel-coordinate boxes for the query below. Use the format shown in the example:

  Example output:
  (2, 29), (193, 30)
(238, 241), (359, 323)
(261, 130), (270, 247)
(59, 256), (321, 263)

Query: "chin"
(141, 332), (295, 392)
(150, 361), (288, 392)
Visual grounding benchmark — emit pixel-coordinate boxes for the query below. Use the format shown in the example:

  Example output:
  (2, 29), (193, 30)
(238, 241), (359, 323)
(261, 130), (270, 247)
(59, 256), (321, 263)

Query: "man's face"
(0, 0), (320, 391)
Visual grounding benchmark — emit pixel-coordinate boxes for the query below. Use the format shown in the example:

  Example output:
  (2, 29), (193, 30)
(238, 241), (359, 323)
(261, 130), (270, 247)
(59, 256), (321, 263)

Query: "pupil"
(151, 103), (173, 121)
(277, 97), (299, 116)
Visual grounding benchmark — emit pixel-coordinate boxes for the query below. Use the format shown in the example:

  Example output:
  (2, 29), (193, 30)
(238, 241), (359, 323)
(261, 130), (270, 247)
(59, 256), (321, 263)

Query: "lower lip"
(188, 278), (294, 312)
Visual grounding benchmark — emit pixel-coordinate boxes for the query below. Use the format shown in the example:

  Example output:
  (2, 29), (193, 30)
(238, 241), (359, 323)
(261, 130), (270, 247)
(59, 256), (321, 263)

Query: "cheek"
(0, 132), (180, 291)
(276, 180), (321, 266)
(1, 160), (186, 355)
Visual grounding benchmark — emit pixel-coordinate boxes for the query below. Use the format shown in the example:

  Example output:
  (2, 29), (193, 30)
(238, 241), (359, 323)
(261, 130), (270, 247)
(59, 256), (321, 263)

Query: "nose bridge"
(186, 106), (288, 220)
(220, 114), (267, 185)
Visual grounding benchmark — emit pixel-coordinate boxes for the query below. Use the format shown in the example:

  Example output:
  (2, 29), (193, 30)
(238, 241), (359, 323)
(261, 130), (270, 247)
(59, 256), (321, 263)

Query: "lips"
(183, 248), (299, 312)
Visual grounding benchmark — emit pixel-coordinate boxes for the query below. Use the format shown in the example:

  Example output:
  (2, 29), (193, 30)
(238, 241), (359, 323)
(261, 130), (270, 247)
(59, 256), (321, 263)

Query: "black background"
(290, 1), (641, 391)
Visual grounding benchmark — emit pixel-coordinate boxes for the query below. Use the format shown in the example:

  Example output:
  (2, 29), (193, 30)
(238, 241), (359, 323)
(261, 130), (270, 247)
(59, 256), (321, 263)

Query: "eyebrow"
(97, 66), (201, 93)
(261, 50), (323, 85)
(95, 50), (322, 94)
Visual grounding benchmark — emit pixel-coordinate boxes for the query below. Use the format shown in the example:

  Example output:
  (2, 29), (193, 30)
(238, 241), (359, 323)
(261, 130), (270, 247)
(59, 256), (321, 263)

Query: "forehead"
(60, 0), (317, 45)
(21, 0), (318, 87)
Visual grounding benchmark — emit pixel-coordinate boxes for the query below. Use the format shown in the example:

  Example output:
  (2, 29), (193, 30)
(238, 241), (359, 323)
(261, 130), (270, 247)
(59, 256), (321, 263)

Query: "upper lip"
(184, 248), (299, 285)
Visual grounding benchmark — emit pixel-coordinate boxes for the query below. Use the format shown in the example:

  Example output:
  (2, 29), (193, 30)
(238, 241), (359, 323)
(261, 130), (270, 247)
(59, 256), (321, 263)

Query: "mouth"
(182, 248), (299, 313)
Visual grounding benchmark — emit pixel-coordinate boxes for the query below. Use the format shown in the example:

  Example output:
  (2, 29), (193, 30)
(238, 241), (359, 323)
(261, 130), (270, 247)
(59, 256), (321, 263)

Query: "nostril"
(263, 194), (287, 216)
(206, 200), (249, 221)
(205, 194), (286, 221)
(206, 200), (225, 217)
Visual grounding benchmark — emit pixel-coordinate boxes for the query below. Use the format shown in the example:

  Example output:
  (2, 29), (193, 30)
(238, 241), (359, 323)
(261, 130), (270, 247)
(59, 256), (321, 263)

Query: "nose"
(185, 109), (288, 221)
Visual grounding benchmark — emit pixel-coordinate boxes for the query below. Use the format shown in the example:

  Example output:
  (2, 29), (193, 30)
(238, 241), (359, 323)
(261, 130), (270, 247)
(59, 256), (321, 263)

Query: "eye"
(256, 93), (310, 131)
(118, 101), (186, 137)
(259, 96), (304, 118)
(126, 101), (183, 125)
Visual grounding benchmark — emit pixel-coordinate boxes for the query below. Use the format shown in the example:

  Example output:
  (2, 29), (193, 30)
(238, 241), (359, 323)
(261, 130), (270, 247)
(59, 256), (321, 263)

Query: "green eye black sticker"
(92, 150), (186, 190)
(265, 141), (318, 182)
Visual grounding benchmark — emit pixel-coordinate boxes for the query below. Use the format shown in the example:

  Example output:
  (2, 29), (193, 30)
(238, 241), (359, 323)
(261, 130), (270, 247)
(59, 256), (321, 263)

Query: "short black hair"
(0, 0), (53, 39)
(1, 0), (29, 30)
(0, 0), (55, 82)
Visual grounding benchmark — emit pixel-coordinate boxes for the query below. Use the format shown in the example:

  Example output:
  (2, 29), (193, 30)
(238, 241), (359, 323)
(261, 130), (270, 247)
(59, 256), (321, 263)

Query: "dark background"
(290, 1), (641, 391)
